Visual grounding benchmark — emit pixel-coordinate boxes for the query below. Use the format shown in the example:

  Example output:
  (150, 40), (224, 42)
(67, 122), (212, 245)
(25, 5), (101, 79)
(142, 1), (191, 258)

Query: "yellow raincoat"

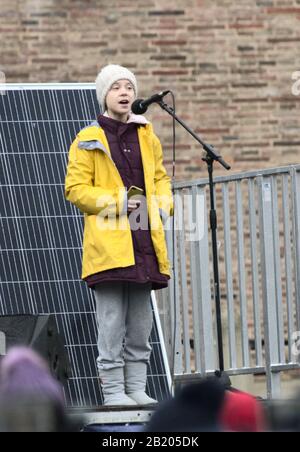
(65, 122), (173, 280)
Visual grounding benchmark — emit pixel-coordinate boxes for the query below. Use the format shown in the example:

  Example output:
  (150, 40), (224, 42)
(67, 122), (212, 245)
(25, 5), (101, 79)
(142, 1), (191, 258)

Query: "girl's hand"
(127, 199), (141, 213)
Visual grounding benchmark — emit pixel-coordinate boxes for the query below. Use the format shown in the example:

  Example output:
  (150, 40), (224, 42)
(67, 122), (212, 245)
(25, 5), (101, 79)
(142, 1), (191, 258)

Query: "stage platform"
(69, 405), (156, 432)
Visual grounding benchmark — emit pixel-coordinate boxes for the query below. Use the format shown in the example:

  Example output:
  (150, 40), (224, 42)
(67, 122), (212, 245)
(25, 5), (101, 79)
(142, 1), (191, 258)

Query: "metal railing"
(158, 164), (300, 398)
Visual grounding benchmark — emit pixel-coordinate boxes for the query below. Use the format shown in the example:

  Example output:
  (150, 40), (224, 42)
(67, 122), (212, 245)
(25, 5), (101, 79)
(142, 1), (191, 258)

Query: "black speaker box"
(0, 315), (71, 384)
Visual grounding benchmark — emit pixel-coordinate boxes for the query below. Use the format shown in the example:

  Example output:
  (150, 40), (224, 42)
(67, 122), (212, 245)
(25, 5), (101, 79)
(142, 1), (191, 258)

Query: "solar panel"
(0, 85), (171, 408)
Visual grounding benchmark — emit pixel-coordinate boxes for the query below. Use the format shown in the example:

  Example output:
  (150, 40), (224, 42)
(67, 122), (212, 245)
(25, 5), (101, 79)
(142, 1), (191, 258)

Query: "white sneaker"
(99, 367), (137, 406)
(125, 362), (158, 406)
(104, 393), (137, 406)
(127, 391), (158, 406)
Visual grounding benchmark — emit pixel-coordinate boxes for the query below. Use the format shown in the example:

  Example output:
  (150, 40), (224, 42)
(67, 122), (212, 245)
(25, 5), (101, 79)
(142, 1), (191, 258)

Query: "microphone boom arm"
(157, 100), (230, 170)
(157, 97), (231, 383)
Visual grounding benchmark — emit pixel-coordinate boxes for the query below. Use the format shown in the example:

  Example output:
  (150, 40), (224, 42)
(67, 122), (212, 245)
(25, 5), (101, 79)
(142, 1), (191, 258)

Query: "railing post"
(165, 193), (183, 376)
(193, 186), (215, 373)
(0, 331), (5, 356)
(258, 176), (281, 398)
(292, 168), (300, 333)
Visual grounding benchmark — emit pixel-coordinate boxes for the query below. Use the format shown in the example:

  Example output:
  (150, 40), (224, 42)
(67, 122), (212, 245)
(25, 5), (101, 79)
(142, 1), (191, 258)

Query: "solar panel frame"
(0, 84), (171, 408)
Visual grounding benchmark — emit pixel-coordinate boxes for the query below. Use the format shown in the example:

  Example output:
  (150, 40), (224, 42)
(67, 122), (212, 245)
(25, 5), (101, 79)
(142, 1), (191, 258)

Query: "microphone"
(131, 90), (170, 114)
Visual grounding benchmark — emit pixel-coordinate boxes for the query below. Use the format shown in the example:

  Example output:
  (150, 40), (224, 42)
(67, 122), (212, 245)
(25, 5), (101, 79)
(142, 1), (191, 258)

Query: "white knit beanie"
(95, 64), (138, 112)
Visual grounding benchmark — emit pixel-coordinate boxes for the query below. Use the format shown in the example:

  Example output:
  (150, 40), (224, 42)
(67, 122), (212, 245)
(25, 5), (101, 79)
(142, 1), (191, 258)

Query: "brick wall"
(1, 0), (300, 180)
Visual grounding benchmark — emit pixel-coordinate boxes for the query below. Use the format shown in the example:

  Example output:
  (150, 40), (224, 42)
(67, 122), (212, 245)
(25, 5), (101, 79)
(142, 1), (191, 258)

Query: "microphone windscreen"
(131, 99), (147, 115)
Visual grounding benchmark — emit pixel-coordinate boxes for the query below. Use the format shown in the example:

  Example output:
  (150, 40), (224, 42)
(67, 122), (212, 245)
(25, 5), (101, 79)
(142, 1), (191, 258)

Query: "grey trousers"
(95, 281), (153, 371)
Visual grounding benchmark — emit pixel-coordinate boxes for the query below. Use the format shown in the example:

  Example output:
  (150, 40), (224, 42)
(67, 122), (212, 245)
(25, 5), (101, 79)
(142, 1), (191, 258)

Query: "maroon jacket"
(84, 114), (170, 291)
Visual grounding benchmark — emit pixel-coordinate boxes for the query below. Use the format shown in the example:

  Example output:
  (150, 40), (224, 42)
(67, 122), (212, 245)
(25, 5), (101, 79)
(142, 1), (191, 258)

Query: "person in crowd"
(0, 346), (70, 432)
(219, 389), (267, 432)
(146, 378), (226, 432)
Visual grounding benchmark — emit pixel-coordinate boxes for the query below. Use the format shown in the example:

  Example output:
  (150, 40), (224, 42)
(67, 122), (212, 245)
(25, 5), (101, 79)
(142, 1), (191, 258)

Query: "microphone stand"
(158, 100), (232, 388)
